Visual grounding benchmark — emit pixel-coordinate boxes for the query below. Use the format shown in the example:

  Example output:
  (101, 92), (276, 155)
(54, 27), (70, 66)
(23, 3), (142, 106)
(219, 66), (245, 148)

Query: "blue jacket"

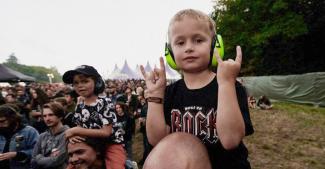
(0, 125), (39, 169)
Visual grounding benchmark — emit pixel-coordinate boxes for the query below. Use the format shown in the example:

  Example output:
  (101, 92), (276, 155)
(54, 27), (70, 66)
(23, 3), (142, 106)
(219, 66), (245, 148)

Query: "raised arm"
(140, 57), (169, 146)
(65, 125), (112, 139)
(216, 46), (245, 150)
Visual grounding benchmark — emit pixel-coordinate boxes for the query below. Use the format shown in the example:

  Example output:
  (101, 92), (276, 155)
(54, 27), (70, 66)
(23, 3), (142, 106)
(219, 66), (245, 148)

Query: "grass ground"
(132, 102), (325, 169)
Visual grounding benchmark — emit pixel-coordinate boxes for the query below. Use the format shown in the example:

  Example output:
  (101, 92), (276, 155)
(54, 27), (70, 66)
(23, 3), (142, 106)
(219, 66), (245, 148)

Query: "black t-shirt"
(164, 78), (254, 169)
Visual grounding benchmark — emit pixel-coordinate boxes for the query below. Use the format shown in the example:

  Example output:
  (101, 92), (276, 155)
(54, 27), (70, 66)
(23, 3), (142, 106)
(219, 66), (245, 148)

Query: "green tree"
(213, 0), (324, 75)
(3, 54), (62, 83)
(6, 53), (19, 64)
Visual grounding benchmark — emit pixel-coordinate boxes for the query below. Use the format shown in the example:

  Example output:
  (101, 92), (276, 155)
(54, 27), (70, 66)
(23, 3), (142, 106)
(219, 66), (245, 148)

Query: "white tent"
(108, 61), (180, 80)
(120, 60), (140, 79)
(134, 64), (143, 79)
(144, 61), (153, 72)
(108, 64), (128, 80)
(165, 62), (181, 80)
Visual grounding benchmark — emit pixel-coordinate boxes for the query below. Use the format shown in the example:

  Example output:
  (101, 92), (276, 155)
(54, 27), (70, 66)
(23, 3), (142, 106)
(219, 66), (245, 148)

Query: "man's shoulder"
(39, 130), (51, 137)
(18, 125), (39, 135)
(21, 125), (37, 131)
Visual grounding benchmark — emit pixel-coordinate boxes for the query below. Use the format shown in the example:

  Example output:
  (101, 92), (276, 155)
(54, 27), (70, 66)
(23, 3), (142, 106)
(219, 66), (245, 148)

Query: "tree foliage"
(213, 0), (325, 75)
(6, 53), (19, 64)
(3, 54), (62, 83)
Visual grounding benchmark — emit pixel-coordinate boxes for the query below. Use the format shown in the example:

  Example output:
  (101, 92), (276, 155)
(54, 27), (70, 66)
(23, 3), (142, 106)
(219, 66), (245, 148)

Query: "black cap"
(62, 65), (101, 84)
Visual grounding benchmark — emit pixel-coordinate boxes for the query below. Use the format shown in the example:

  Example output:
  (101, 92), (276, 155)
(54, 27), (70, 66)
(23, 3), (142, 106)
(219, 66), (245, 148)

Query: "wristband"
(146, 97), (163, 104)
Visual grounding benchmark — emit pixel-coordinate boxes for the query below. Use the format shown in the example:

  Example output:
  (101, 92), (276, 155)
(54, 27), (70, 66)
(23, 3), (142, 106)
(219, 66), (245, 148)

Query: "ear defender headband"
(165, 34), (224, 70)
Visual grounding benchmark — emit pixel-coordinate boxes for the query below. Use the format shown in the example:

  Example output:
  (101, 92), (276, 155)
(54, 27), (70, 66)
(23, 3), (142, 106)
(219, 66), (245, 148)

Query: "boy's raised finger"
(235, 46), (242, 64)
(159, 57), (166, 72)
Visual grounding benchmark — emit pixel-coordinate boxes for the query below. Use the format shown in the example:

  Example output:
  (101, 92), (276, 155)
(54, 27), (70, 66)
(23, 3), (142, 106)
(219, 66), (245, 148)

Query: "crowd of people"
(0, 75), (152, 169)
(0, 8), (259, 169)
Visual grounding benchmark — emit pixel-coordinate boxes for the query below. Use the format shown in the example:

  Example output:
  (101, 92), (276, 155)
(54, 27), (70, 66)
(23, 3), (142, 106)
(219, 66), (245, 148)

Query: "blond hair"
(168, 9), (216, 43)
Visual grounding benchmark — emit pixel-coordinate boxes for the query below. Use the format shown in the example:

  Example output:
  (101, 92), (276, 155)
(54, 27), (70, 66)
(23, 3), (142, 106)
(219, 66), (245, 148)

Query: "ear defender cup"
(165, 34), (224, 70)
(210, 34), (224, 68)
(165, 43), (178, 70)
(94, 77), (105, 95)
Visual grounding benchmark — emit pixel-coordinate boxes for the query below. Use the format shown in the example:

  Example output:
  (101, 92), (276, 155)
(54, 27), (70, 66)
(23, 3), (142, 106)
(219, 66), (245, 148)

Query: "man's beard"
(0, 123), (17, 136)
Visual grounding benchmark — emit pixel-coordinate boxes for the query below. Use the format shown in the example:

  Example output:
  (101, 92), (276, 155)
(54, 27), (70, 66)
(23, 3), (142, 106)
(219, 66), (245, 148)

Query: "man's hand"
(0, 152), (17, 161)
(77, 96), (85, 104)
(216, 46), (242, 84)
(140, 57), (167, 98)
(50, 149), (60, 157)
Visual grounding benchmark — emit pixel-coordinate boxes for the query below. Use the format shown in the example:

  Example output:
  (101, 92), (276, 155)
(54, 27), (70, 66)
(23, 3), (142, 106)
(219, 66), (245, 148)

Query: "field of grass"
(132, 102), (325, 169)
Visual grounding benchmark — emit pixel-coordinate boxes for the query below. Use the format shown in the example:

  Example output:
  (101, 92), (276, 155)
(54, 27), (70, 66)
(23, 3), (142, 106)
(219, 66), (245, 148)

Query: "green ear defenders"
(165, 34), (224, 70)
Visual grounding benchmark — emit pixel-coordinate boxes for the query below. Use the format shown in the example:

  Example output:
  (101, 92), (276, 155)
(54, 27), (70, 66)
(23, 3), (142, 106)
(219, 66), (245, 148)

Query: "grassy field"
(132, 102), (325, 169)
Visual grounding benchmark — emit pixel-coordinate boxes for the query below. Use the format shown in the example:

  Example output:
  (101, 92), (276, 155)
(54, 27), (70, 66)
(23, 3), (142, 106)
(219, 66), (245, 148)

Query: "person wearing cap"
(62, 65), (126, 169)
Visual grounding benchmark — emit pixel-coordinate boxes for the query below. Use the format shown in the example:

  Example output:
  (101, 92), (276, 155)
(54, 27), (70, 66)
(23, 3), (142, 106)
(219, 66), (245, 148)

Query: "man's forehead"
(42, 108), (54, 115)
(68, 143), (87, 152)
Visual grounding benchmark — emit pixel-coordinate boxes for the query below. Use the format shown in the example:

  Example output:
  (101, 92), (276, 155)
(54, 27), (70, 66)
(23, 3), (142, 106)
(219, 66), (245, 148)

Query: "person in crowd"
(67, 137), (106, 169)
(140, 9), (254, 169)
(114, 102), (134, 161)
(0, 104), (39, 169)
(137, 93), (152, 166)
(106, 83), (118, 104)
(62, 65), (126, 169)
(124, 87), (138, 115)
(45, 89), (55, 100)
(16, 87), (31, 123)
(135, 86), (144, 97)
(4, 93), (27, 125)
(116, 87), (137, 155)
(62, 89), (77, 128)
(31, 102), (69, 169)
(117, 87), (138, 115)
(257, 95), (273, 110)
(64, 89), (77, 114)
(248, 96), (257, 109)
(5, 94), (17, 104)
(29, 88), (50, 134)
(54, 97), (68, 112)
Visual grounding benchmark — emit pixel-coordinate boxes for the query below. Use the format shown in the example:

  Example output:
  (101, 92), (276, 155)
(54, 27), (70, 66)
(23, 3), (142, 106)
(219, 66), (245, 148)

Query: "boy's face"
(170, 16), (212, 73)
(72, 74), (96, 98)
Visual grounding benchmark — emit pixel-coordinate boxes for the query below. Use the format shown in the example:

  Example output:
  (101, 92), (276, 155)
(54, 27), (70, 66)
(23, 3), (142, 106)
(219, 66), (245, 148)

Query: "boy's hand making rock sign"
(140, 57), (167, 98)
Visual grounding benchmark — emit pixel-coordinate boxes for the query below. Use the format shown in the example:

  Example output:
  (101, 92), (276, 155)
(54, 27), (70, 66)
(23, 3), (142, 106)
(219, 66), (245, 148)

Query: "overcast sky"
(0, 0), (214, 78)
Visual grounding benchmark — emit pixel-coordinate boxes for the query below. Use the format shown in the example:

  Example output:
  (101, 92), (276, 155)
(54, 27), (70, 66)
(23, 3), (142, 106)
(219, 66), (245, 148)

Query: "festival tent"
(242, 72), (325, 107)
(134, 62), (180, 80)
(119, 60), (140, 79)
(107, 64), (128, 80)
(165, 62), (181, 80)
(144, 61), (153, 72)
(0, 64), (36, 82)
(134, 65), (143, 79)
